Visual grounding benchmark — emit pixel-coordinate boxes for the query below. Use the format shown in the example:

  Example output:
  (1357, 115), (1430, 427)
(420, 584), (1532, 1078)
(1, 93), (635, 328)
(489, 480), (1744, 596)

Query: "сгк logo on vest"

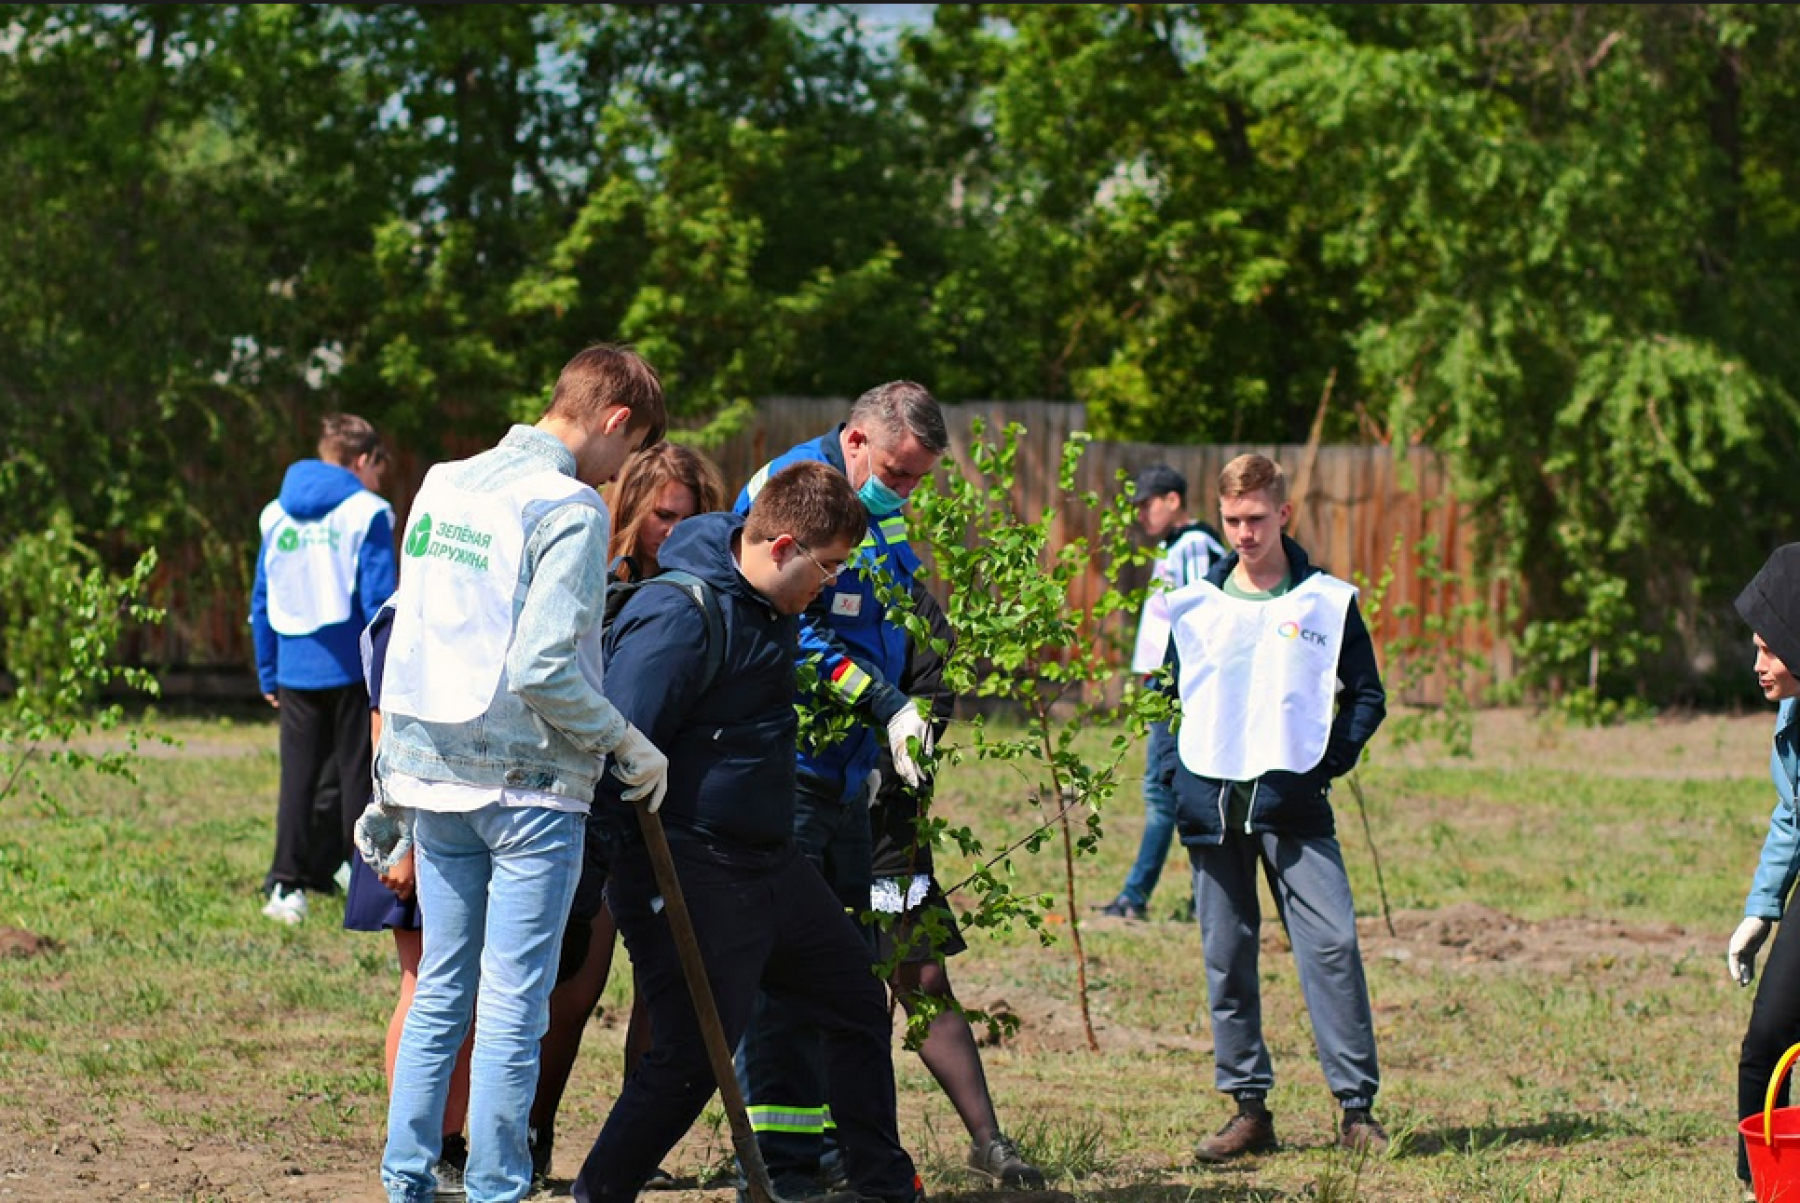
(1277, 621), (1329, 647)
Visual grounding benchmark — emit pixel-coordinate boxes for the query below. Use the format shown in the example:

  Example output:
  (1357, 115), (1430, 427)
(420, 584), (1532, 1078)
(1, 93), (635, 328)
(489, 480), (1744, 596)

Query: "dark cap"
(1129, 464), (1187, 504)
(1737, 543), (1800, 673)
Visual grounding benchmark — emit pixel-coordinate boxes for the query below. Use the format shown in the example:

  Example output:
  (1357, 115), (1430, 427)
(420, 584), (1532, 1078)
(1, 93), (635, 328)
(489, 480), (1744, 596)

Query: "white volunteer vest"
(1130, 590), (1175, 676)
(381, 465), (608, 724)
(260, 490), (392, 637)
(1130, 527), (1224, 674)
(1167, 572), (1358, 780)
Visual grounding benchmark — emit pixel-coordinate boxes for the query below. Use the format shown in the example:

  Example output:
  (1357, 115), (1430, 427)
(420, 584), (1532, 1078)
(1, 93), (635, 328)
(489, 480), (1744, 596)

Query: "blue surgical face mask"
(857, 472), (906, 517)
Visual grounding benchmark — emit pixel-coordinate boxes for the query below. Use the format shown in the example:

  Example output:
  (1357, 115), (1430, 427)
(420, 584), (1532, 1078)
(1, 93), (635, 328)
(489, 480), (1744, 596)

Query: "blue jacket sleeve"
(1152, 638), (1182, 789)
(795, 601), (909, 726)
(1748, 709), (1800, 919)
(250, 536), (277, 694)
(357, 507), (399, 628)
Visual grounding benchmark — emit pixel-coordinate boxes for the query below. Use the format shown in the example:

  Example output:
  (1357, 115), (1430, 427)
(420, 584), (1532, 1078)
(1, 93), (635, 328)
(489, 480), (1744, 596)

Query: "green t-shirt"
(1220, 567), (1292, 831)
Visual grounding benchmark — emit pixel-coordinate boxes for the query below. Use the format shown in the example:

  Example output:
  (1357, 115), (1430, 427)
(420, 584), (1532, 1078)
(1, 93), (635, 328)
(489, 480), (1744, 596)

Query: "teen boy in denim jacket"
(375, 345), (668, 1203)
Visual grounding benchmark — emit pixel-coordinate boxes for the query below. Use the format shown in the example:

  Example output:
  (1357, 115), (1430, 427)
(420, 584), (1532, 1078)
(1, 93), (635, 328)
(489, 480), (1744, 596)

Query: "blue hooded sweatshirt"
(250, 459), (397, 693)
(734, 428), (919, 803)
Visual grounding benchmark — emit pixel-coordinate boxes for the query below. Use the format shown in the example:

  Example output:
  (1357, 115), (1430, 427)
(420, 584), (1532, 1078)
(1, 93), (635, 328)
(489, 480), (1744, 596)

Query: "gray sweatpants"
(1189, 831), (1380, 1110)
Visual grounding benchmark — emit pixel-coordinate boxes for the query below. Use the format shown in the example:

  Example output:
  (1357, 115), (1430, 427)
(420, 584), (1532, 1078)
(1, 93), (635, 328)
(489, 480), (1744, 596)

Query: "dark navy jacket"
(596, 512), (800, 849)
(1161, 534), (1386, 843)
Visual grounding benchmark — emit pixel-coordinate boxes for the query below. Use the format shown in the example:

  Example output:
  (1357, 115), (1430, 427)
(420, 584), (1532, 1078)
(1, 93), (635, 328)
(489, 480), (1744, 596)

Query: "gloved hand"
(609, 723), (669, 814)
(1730, 916), (1774, 986)
(886, 703), (934, 789)
(353, 800), (414, 875)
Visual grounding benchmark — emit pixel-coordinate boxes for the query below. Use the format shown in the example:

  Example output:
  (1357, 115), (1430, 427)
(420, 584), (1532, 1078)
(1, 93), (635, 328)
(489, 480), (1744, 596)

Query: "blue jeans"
(382, 804), (584, 1203)
(1117, 721), (1179, 908)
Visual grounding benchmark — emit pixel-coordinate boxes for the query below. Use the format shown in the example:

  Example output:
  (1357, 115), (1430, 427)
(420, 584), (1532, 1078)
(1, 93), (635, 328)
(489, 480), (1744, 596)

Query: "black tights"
(1739, 915), (1800, 1183)
(889, 959), (1001, 1147)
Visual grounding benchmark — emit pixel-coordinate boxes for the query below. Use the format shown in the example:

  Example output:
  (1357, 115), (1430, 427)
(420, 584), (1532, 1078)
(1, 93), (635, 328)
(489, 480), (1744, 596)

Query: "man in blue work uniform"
(733, 381), (948, 1200)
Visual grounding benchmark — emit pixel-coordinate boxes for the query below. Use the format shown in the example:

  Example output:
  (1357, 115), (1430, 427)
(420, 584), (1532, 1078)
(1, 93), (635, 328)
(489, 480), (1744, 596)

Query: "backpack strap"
(641, 569), (726, 694)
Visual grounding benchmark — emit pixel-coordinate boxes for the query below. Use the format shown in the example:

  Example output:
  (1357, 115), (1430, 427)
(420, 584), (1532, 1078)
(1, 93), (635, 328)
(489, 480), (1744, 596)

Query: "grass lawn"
(0, 705), (1779, 1201)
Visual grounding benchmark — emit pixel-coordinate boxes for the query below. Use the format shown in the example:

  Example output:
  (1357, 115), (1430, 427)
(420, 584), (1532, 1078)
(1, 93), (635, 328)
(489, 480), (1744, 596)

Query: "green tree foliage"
(904, 4), (1800, 703)
(901, 5), (1357, 442)
(0, 514), (170, 813)
(897, 420), (1164, 1050)
(4, 4), (1799, 704)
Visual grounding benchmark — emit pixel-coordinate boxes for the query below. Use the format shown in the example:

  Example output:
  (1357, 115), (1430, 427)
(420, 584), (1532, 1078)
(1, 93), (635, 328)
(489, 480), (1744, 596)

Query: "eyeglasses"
(793, 540), (843, 585)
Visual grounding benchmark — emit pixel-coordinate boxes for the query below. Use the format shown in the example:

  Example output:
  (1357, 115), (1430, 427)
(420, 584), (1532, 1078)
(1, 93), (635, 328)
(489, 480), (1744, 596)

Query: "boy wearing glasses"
(571, 461), (920, 1203)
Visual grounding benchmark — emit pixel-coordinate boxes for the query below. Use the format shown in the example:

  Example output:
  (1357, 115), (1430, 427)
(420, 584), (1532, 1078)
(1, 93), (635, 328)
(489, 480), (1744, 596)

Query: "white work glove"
(885, 703), (934, 790)
(352, 800), (414, 875)
(1730, 916), (1774, 987)
(609, 724), (669, 814)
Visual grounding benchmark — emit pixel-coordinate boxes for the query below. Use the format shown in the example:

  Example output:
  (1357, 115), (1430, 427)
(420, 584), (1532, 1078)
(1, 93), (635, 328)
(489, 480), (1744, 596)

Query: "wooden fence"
(146, 397), (1509, 705)
(714, 399), (1509, 708)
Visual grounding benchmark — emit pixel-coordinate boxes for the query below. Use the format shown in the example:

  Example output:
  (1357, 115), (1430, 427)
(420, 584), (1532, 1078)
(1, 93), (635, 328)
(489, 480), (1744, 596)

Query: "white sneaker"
(261, 885), (308, 925)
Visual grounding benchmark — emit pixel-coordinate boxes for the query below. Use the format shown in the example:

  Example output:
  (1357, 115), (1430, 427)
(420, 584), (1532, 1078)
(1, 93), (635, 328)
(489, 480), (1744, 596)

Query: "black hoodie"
(1737, 543), (1800, 673)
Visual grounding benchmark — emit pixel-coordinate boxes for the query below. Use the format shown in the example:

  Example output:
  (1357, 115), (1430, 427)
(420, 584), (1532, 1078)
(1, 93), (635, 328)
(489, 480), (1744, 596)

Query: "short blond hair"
(1219, 453), (1286, 504)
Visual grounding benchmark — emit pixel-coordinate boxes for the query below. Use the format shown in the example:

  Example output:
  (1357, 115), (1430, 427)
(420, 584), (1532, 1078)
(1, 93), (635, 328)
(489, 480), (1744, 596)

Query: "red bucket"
(1743, 1044), (1800, 1203)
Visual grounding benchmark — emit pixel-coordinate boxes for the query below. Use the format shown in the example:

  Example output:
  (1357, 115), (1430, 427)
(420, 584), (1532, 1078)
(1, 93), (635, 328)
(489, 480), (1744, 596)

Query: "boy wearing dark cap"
(1097, 463), (1226, 920)
(1730, 542), (1800, 1201)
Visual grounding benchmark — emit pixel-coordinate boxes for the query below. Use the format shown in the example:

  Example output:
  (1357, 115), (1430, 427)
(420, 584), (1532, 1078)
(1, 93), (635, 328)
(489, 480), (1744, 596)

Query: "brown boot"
(1194, 1106), (1277, 1163)
(1339, 1108), (1389, 1155)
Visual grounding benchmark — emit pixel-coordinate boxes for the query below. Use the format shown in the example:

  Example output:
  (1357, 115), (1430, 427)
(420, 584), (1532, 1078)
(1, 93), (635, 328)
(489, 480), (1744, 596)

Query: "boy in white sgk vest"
(1153, 453), (1389, 1164)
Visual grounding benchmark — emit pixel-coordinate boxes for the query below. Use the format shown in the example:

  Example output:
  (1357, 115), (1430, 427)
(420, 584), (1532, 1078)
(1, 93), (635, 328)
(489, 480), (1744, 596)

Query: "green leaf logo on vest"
(406, 514), (433, 558)
(277, 529), (299, 553)
(406, 513), (493, 572)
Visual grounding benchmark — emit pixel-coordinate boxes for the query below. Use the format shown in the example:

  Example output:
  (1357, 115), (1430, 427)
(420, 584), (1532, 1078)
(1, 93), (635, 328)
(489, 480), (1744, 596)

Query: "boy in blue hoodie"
(251, 413), (398, 923)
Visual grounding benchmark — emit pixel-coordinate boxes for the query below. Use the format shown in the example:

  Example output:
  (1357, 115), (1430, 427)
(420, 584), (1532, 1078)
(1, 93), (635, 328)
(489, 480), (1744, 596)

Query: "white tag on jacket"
(1167, 573), (1357, 780)
(261, 491), (392, 637)
(381, 466), (604, 724)
(831, 592), (862, 618)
